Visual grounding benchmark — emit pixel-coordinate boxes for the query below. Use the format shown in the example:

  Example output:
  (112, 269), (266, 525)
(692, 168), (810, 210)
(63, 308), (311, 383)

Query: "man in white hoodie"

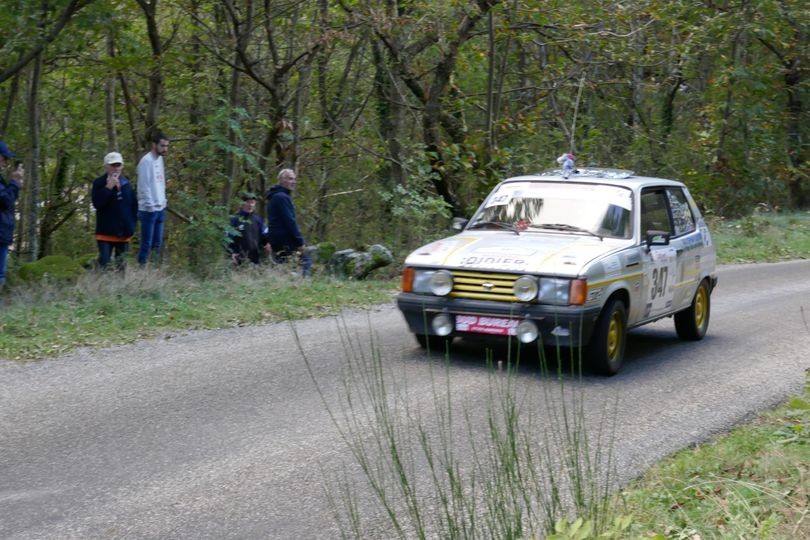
(136, 131), (170, 266)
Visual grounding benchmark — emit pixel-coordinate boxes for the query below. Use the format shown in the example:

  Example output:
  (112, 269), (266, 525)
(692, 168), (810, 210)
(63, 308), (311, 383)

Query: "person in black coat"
(228, 192), (270, 265)
(0, 140), (23, 290)
(91, 152), (138, 270)
(266, 168), (311, 276)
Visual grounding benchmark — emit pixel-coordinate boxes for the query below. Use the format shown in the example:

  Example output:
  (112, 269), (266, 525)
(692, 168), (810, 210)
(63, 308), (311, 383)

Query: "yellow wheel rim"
(694, 286), (708, 329)
(607, 311), (623, 360)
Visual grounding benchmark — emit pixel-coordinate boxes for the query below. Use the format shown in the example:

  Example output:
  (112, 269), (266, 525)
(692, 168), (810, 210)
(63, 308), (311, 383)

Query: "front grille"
(450, 270), (520, 302)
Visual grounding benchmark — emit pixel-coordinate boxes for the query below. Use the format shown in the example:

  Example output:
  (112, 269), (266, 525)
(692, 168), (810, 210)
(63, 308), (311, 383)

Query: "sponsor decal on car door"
(644, 246), (677, 318)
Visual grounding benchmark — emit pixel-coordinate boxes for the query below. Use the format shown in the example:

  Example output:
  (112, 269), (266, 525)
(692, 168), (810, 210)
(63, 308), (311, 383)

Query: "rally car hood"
(404, 231), (626, 276)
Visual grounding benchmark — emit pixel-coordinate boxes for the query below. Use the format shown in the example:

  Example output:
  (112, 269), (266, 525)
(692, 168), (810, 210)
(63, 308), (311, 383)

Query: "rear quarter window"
(667, 188), (696, 236)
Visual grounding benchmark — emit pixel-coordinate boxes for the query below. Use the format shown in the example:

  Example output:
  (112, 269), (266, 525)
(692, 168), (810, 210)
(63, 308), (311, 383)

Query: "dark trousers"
(271, 245), (312, 277)
(233, 249), (261, 265)
(98, 240), (129, 270)
(0, 243), (8, 288)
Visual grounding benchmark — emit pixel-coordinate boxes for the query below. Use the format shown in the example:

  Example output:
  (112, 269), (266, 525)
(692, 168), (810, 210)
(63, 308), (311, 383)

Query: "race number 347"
(651, 266), (668, 299)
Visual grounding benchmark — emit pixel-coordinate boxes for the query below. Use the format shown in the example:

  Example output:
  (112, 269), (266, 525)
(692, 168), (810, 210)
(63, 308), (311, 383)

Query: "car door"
(665, 187), (700, 310)
(639, 188), (679, 319)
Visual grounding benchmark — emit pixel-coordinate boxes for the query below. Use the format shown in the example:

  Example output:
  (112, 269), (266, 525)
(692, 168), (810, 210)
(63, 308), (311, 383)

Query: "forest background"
(0, 0), (807, 275)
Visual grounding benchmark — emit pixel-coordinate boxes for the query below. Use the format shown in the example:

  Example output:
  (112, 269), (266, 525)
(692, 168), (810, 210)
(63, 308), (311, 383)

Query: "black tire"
(415, 334), (453, 352)
(675, 279), (711, 340)
(587, 298), (628, 376)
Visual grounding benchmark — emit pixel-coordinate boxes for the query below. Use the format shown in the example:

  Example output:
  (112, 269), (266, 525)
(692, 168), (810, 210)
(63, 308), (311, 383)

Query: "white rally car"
(397, 168), (718, 375)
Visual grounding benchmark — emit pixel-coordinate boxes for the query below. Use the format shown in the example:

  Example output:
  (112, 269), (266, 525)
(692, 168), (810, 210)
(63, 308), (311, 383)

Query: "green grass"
(612, 376), (810, 539)
(710, 211), (810, 264)
(0, 266), (398, 361)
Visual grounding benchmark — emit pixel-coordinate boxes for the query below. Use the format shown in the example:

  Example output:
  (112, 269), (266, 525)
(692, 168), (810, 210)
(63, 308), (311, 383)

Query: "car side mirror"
(645, 230), (671, 250)
(452, 217), (469, 232)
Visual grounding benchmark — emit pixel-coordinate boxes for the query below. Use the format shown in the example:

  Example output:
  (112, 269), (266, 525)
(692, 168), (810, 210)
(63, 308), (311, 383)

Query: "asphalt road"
(1, 260), (808, 539)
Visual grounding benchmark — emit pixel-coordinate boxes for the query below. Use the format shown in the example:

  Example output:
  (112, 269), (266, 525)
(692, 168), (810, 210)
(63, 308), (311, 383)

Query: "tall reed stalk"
(296, 318), (619, 539)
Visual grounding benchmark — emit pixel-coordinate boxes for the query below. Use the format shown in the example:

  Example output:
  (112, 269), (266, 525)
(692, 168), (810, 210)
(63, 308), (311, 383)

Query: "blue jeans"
(138, 209), (166, 265)
(98, 240), (129, 270)
(0, 243), (8, 288)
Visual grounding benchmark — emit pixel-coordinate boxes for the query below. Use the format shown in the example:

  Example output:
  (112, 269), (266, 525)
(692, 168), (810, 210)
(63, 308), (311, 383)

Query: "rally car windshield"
(468, 182), (633, 239)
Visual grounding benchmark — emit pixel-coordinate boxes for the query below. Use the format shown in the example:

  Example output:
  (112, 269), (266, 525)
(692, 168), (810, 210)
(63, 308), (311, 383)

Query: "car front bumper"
(397, 293), (602, 348)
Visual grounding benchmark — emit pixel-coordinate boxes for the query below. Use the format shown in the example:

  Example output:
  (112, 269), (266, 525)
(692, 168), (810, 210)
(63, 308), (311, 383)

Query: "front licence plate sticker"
(456, 315), (518, 336)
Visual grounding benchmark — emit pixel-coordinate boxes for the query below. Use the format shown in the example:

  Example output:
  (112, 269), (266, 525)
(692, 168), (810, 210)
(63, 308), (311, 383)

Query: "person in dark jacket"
(91, 152), (138, 270)
(228, 191), (270, 265)
(0, 140), (24, 290)
(266, 168), (311, 276)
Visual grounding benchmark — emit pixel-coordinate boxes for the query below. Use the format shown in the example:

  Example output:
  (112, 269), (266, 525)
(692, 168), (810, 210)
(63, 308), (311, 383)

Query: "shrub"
(16, 255), (84, 284)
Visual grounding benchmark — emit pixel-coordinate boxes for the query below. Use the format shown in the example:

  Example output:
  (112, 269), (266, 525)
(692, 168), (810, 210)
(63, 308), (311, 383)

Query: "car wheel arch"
(600, 286), (630, 315)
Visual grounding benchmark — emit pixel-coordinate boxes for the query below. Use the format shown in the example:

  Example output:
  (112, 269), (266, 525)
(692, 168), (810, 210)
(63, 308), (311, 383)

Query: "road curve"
(1, 260), (808, 539)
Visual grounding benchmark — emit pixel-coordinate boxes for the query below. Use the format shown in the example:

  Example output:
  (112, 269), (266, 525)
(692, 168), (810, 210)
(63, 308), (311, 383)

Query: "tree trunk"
(136, 0), (164, 144)
(221, 62), (241, 207)
(117, 73), (142, 166)
(105, 29), (118, 151)
(0, 72), (21, 137)
(485, 10), (495, 153)
(785, 59), (807, 208)
(371, 36), (404, 188)
(26, 51), (43, 261)
(714, 28), (745, 178)
(38, 153), (75, 256)
(314, 0), (332, 241)
(188, 0), (204, 136)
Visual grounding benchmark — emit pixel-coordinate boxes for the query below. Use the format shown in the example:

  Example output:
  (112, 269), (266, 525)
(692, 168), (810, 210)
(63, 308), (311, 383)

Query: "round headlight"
(430, 270), (454, 296)
(516, 320), (539, 343)
(513, 275), (539, 302)
(432, 313), (454, 336)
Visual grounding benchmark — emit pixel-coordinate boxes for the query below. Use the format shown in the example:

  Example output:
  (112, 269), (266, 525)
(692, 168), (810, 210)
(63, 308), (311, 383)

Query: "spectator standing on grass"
(91, 152), (138, 270)
(266, 168), (311, 277)
(0, 141), (23, 290)
(227, 191), (270, 265)
(136, 131), (170, 266)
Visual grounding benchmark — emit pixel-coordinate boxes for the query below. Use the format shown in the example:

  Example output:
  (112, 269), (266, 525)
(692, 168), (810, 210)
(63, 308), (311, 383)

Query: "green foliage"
(772, 374), (810, 445)
(315, 241), (336, 262)
(546, 515), (644, 540)
(710, 211), (810, 263)
(378, 171), (453, 251)
(168, 192), (232, 278)
(1, 0), (809, 277)
(616, 370), (810, 539)
(15, 255), (84, 284)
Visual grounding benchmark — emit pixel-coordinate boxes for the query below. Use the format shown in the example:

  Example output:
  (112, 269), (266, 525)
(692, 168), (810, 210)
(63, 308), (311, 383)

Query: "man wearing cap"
(227, 191), (270, 265)
(0, 140), (24, 290)
(91, 152), (138, 270)
(136, 131), (170, 266)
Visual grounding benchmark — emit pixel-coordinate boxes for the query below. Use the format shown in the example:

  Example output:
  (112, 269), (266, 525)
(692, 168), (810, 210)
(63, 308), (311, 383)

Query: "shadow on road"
(403, 326), (724, 382)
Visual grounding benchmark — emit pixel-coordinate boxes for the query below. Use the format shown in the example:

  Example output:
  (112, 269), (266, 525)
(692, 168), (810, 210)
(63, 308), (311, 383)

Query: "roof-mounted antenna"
(551, 73), (586, 179)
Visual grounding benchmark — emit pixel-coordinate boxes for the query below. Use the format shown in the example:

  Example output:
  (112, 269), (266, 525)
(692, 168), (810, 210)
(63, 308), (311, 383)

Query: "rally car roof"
(504, 168), (686, 189)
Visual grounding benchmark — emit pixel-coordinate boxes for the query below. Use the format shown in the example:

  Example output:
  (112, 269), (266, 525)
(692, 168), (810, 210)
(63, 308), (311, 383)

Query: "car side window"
(640, 189), (672, 235)
(666, 188), (696, 236)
